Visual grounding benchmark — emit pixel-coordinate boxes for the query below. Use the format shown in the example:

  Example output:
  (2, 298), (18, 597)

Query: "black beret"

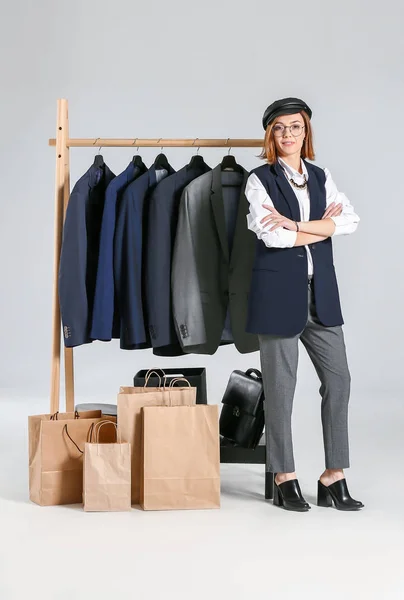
(262, 97), (312, 130)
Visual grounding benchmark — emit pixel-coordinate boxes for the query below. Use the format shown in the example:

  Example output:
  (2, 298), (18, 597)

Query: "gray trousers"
(258, 278), (351, 473)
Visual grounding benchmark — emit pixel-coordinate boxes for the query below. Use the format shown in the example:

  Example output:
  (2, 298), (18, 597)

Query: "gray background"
(1, 0), (402, 405)
(0, 2), (403, 599)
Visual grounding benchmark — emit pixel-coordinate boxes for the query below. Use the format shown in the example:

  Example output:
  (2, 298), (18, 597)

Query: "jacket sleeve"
(113, 190), (128, 341)
(58, 190), (89, 347)
(171, 187), (207, 348)
(323, 167), (360, 236)
(90, 183), (117, 341)
(245, 173), (297, 248)
(115, 186), (148, 349)
(145, 186), (174, 347)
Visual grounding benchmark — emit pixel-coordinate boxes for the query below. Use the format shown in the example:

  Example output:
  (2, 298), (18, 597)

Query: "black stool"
(220, 435), (273, 500)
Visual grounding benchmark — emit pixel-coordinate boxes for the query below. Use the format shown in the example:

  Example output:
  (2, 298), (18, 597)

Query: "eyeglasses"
(272, 124), (305, 137)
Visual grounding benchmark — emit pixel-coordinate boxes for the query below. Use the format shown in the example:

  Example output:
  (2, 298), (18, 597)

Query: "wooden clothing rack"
(48, 98), (264, 413)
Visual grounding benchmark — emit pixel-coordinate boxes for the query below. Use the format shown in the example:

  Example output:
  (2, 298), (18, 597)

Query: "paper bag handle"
(163, 376), (182, 390)
(145, 367), (166, 378)
(92, 420), (126, 456)
(168, 378), (191, 388)
(62, 422), (93, 454)
(51, 410), (80, 421)
(165, 378), (192, 406)
(93, 420), (121, 444)
(144, 368), (166, 387)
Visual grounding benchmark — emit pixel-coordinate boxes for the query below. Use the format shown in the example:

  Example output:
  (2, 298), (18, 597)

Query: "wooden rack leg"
(50, 99), (74, 413)
(61, 102), (75, 411)
(64, 349), (74, 411)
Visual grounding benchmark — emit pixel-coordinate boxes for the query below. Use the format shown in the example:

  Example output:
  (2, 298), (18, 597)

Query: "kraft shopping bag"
(29, 410), (116, 506)
(83, 421), (131, 512)
(117, 373), (196, 504)
(141, 404), (220, 511)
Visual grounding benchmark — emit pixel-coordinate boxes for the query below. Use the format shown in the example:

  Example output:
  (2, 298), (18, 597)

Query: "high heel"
(273, 473), (311, 512)
(317, 478), (364, 510)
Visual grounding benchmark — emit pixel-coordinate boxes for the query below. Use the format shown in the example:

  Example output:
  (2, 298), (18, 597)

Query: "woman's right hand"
(322, 202), (343, 219)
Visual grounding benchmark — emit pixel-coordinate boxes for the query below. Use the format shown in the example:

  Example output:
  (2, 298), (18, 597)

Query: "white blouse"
(245, 156), (360, 276)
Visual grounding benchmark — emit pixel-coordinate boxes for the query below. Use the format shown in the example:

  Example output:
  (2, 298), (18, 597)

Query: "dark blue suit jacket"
(59, 159), (115, 347)
(145, 159), (211, 356)
(90, 159), (147, 342)
(114, 159), (175, 350)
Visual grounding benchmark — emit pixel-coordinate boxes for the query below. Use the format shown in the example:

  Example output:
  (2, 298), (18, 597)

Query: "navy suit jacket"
(90, 159), (147, 342)
(145, 158), (211, 356)
(59, 159), (115, 347)
(114, 159), (175, 350)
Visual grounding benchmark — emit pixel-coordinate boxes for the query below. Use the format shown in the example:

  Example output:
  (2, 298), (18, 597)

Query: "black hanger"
(220, 153), (243, 173)
(153, 152), (170, 170)
(132, 154), (146, 169)
(93, 154), (104, 168)
(187, 154), (207, 170)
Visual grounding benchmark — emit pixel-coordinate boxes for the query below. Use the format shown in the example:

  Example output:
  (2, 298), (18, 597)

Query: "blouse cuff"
(283, 229), (298, 247)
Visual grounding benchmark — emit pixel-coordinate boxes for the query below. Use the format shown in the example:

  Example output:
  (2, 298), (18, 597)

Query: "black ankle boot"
(273, 474), (311, 512)
(317, 478), (364, 510)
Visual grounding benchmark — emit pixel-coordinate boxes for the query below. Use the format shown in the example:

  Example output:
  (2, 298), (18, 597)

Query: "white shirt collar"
(277, 155), (308, 180)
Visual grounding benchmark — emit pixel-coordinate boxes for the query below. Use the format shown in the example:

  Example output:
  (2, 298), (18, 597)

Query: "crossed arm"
(245, 168), (360, 248)
(261, 203), (341, 247)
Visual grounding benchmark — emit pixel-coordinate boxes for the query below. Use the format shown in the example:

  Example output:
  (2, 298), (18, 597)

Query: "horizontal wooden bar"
(48, 137), (264, 148)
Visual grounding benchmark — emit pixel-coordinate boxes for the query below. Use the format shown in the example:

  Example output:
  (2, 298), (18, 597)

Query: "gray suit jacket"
(171, 164), (259, 355)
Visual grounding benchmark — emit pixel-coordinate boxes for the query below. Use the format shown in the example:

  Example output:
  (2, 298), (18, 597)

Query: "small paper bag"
(28, 410), (116, 506)
(83, 421), (131, 512)
(117, 376), (196, 504)
(141, 405), (220, 511)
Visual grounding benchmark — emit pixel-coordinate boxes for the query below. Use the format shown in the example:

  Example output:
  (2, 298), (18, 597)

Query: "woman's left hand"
(261, 205), (297, 232)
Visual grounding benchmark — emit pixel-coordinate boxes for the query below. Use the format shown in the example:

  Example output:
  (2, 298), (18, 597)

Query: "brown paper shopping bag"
(83, 421), (131, 512)
(117, 374), (196, 504)
(29, 410), (116, 506)
(141, 404), (220, 511)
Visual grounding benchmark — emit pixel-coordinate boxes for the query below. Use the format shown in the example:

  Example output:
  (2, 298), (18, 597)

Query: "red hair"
(259, 110), (315, 164)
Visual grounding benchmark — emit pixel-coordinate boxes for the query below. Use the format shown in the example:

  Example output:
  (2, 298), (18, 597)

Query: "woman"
(245, 97), (364, 512)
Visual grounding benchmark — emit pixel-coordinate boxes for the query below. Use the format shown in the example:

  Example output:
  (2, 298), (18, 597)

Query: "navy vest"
(246, 159), (344, 336)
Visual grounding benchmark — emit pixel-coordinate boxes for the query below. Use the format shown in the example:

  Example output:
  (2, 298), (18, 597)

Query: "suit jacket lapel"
(148, 166), (157, 187)
(229, 169), (249, 269)
(210, 165), (229, 263)
(273, 160), (301, 221)
(303, 159), (323, 220)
